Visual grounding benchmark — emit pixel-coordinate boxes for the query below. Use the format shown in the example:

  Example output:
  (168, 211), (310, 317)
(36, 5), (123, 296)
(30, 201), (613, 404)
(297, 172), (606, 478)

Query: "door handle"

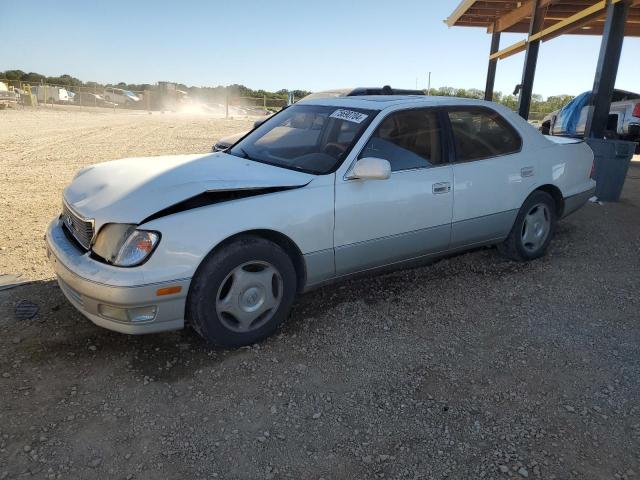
(432, 182), (451, 194)
(521, 166), (535, 177)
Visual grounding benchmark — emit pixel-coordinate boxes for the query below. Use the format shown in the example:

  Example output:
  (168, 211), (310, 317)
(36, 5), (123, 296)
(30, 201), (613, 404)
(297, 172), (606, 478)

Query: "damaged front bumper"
(45, 218), (189, 334)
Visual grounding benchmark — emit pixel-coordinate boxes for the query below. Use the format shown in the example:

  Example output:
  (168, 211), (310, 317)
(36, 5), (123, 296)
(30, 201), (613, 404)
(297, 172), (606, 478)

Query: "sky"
(1, 0), (639, 99)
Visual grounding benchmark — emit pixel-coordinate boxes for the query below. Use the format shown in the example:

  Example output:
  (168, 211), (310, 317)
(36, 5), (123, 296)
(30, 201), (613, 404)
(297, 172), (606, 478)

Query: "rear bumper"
(563, 186), (596, 218)
(46, 218), (189, 334)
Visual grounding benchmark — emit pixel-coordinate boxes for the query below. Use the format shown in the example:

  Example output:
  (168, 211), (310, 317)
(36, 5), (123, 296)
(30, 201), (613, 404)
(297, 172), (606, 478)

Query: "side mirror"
(253, 118), (266, 128)
(348, 157), (391, 180)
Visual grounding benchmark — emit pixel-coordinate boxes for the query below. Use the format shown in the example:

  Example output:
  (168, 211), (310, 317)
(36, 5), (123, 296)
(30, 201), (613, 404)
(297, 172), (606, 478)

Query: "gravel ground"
(1, 108), (639, 480)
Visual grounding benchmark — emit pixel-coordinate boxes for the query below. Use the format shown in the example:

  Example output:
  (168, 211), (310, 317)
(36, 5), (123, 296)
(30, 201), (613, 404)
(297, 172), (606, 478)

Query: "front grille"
(61, 202), (94, 251)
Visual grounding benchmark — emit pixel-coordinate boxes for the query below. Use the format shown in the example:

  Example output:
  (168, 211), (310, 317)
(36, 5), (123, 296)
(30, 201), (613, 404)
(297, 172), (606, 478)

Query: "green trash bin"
(585, 138), (637, 202)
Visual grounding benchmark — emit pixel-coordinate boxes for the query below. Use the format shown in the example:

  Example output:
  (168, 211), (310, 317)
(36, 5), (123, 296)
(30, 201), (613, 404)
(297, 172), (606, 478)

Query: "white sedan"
(46, 95), (596, 346)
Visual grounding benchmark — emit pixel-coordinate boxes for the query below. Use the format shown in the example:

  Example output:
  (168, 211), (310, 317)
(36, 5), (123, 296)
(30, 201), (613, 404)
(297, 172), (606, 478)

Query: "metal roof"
(446, 0), (640, 37)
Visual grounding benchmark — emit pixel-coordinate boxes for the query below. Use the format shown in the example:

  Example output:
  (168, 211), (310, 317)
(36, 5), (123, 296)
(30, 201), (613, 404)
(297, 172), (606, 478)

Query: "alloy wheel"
(521, 203), (551, 252)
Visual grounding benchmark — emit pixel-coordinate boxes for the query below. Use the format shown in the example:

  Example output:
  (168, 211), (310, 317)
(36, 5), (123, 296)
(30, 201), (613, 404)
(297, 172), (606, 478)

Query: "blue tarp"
(556, 91), (590, 136)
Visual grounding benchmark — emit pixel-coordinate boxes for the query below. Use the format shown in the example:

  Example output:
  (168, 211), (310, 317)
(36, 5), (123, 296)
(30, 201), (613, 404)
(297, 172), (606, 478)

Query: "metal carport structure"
(445, 0), (640, 139)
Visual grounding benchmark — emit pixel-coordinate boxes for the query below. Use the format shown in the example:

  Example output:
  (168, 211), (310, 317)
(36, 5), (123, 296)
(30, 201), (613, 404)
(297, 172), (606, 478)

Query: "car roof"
(302, 86), (426, 101)
(297, 95), (494, 110)
(347, 87), (425, 96)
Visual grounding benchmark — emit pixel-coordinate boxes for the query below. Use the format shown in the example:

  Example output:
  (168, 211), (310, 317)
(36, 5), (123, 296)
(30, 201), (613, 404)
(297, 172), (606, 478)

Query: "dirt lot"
(1, 108), (639, 480)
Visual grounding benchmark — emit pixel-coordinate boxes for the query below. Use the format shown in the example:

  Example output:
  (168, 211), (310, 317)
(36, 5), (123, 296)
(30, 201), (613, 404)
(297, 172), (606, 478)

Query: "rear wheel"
(187, 236), (297, 347)
(498, 191), (557, 261)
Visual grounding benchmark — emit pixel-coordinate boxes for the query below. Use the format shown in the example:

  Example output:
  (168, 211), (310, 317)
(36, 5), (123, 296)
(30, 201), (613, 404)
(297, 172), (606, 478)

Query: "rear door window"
(447, 108), (521, 162)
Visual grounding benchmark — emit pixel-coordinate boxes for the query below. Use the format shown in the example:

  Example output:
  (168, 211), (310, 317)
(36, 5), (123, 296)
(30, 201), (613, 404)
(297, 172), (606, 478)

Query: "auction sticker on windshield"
(330, 109), (369, 124)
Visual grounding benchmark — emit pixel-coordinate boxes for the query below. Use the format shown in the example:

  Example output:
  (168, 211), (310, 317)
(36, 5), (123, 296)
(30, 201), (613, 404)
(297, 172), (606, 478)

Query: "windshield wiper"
(236, 147), (255, 160)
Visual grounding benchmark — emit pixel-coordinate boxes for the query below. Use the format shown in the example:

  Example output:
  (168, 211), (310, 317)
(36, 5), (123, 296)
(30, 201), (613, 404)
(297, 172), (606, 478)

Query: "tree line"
(0, 70), (311, 104)
(1, 70), (574, 115)
(425, 86), (574, 117)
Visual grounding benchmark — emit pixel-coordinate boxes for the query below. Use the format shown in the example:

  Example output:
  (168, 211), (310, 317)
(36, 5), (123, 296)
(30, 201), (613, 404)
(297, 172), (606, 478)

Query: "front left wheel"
(186, 236), (297, 347)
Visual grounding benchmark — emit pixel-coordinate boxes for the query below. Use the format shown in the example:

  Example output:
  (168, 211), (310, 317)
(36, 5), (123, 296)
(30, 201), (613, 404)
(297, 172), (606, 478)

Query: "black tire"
(186, 236), (297, 347)
(498, 190), (557, 262)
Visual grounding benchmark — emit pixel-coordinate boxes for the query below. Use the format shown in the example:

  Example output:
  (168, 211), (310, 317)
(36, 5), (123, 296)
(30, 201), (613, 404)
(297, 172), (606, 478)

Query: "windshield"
(229, 104), (377, 174)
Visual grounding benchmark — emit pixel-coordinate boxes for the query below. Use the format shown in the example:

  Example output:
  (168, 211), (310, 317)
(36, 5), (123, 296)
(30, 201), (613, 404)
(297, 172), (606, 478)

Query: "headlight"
(92, 224), (160, 267)
(114, 230), (160, 266)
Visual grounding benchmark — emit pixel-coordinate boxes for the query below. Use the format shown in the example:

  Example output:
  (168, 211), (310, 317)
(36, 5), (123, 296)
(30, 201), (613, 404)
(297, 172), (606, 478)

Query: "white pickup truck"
(31, 85), (71, 103)
(541, 89), (640, 152)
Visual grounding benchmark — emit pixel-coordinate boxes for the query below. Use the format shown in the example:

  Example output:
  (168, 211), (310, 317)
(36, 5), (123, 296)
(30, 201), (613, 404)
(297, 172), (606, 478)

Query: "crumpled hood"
(63, 152), (313, 227)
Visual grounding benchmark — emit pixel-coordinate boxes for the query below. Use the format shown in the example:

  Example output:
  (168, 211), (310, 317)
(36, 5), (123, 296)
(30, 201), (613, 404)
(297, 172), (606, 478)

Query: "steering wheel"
(323, 142), (347, 158)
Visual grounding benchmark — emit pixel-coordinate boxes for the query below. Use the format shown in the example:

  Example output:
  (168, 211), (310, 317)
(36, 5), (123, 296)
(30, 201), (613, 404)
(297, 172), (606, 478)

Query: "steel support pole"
(584, 0), (629, 138)
(517, 0), (545, 119)
(484, 28), (501, 101)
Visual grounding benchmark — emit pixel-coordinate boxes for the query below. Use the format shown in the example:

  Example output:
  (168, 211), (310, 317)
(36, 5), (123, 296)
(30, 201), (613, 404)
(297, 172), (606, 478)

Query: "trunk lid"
(544, 135), (584, 145)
